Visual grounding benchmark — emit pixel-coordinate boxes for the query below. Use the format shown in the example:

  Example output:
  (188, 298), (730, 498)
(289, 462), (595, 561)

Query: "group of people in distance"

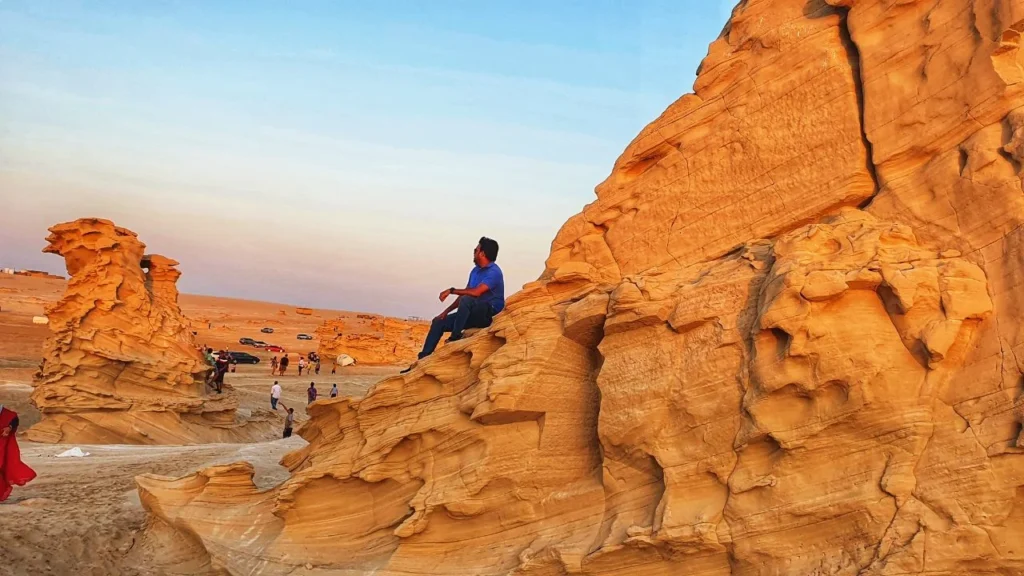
(269, 380), (339, 438)
(269, 353), (323, 376)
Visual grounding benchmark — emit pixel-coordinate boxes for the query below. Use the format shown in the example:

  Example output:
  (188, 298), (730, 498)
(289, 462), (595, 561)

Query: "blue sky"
(0, 0), (733, 317)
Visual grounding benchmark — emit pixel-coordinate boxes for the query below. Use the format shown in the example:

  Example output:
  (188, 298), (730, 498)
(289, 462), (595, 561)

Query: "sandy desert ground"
(0, 274), (401, 575)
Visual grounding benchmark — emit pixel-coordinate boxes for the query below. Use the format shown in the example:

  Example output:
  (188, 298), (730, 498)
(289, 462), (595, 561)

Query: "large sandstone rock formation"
(316, 315), (429, 365)
(135, 1), (1024, 573)
(29, 218), (278, 444)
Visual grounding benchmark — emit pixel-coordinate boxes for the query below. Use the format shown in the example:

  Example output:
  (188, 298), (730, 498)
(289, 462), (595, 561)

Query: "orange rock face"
(29, 218), (278, 444)
(136, 1), (1024, 574)
(316, 316), (429, 365)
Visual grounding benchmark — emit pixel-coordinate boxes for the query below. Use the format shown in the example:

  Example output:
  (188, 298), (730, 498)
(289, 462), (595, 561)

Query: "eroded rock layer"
(29, 218), (278, 444)
(316, 316), (430, 365)
(136, 1), (1024, 573)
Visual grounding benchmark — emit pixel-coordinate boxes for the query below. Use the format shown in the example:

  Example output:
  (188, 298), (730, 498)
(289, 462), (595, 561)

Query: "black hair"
(479, 237), (499, 262)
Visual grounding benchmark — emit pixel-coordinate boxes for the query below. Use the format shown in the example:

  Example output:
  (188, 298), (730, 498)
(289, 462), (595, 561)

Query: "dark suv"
(228, 351), (260, 364)
(239, 337), (256, 346)
(297, 333), (313, 340)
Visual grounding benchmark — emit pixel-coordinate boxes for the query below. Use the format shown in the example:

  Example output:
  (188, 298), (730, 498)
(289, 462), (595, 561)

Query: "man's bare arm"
(451, 284), (489, 298)
(439, 284), (489, 302)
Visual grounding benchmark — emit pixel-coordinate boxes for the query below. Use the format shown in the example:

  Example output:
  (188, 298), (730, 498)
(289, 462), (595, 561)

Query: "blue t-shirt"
(467, 262), (505, 314)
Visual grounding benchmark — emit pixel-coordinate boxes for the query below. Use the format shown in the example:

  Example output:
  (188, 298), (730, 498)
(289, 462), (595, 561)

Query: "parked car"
(251, 340), (268, 348)
(265, 345), (285, 353)
(228, 351), (260, 364)
(261, 327), (274, 334)
(239, 337), (256, 346)
(297, 333), (313, 340)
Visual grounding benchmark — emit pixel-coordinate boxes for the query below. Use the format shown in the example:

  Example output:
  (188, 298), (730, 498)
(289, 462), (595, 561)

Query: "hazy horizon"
(1, 1), (735, 317)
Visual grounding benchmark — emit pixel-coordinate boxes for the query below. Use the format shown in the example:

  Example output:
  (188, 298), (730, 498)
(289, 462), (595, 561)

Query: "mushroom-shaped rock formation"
(28, 218), (279, 444)
(135, 1), (1024, 573)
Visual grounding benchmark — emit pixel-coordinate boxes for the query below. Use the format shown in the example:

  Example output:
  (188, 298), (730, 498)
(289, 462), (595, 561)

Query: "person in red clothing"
(0, 405), (36, 502)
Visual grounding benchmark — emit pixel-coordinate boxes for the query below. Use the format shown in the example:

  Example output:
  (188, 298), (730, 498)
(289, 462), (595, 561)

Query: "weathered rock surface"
(316, 315), (429, 365)
(29, 218), (278, 444)
(136, 1), (1024, 574)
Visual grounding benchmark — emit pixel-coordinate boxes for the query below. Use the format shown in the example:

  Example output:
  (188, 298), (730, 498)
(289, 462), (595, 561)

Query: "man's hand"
(436, 310), (449, 321)
(1, 426), (10, 437)
(439, 288), (452, 302)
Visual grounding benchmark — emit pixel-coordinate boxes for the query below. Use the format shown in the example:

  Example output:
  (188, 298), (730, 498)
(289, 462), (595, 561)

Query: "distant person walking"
(298, 357), (307, 376)
(270, 381), (282, 410)
(307, 382), (317, 405)
(279, 355), (290, 376)
(270, 356), (279, 374)
(280, 404), (295, 438)
(403, 237), (505, 373)
(330, 383), (338, 398)
(315, 360), (321, 375)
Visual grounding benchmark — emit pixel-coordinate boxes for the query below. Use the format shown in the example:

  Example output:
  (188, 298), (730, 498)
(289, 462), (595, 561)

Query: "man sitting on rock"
(402, 237), (505, 373)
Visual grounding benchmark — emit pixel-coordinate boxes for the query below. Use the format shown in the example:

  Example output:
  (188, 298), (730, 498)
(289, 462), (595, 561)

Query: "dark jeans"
(418, 296), (494, 359)
(271, 396), (278, 410)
